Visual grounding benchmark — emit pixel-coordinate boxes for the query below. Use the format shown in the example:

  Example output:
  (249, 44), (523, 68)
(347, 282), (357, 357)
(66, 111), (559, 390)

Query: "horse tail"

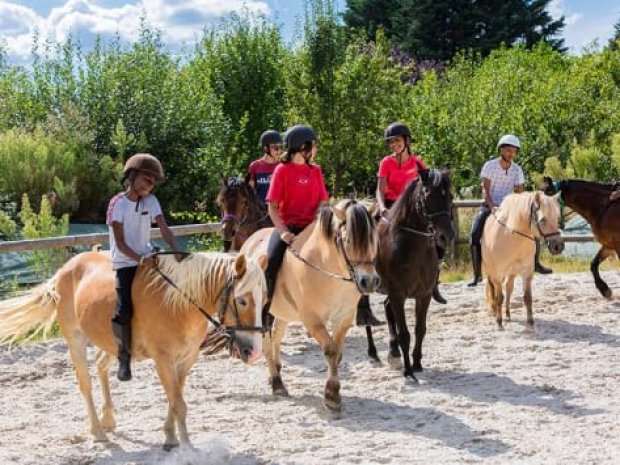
(0, 273), (60, 344)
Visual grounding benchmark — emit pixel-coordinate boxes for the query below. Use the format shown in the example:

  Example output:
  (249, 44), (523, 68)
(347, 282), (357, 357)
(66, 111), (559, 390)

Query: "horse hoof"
(93, 434), (109, 443)
(603, 289), (612, 300)
(369, 354), (381, 365)
(412, 365), (423, 373)
(324, 398), (342, 413)
(163, 442), (180, 452)
(273, 387), (290, 397)
(388, 355), (402, 370)
(404, 373), (419, 384)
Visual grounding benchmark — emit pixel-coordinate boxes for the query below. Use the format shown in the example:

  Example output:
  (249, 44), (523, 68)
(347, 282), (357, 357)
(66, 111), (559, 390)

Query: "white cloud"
(548, 0), (582, 27)
(0, 0), (270, 59)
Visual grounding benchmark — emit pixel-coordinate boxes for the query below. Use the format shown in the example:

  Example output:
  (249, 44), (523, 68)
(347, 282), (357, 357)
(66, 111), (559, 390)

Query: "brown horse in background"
(0, 251), (267, 449)
(216, 176), (271, 252)
(543, 177), (620, 298)
(482, 191), (564, 330)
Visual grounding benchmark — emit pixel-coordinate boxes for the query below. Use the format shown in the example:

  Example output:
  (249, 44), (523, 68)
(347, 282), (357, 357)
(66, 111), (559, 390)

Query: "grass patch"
(441, 249), (619, 284)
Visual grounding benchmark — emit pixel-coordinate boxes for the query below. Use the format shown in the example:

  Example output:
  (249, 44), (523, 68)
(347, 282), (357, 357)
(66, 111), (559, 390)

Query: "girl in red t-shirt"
(376, 122), (427, 218)
(262, 125), (329, 321)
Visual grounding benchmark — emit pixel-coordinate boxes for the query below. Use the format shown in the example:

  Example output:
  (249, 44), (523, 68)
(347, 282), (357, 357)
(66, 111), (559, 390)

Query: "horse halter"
(287, 205), (375, 295)
(492, 202), (561, 243)
(151, 252), (264, 345)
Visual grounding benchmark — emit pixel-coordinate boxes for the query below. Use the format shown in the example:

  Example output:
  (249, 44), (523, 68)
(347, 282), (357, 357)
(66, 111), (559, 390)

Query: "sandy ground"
(1, 270), (619, 465)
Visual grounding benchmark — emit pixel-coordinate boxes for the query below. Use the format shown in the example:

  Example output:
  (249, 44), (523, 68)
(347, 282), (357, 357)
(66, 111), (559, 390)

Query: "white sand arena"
(1, 270), (619, 465)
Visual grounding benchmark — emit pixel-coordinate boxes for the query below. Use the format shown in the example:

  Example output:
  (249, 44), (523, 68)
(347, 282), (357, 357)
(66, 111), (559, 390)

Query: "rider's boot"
(112, 319), (132, 382)
(467, 244), (483, 287)
(534, 241), (553, 274)
(356, 295), (385, 326)
(432, 281), (447, 304)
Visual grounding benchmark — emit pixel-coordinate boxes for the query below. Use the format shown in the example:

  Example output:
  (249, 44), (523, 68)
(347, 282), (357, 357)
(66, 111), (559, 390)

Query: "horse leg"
(390, 295), (416, 382)
(412, 294), (432, 373)
(523, 274), (535, 330)
(591, 246), (613, 298)
(505, 275), (515, 322)
(365, 326), (379, 362)
(385, 298), (402, 369)
(95, 350), (116, 431)
(489, 277), (504, 330)
(65, 332), (108, 441)
(325, 310), (357, 411)
(154, 357), (188, 450)
(485, 280), (495, 316)
(267, 318), (289, 397)
(302, 316), (341, 411)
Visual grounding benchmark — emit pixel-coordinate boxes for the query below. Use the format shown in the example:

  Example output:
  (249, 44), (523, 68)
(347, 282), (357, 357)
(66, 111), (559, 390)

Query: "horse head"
(532, 191), (564, 255)
(216, 176), (251, 250)
(321, 199), (380, 294)
(223, 253), (268, 364)
(420, 167), (455, 254)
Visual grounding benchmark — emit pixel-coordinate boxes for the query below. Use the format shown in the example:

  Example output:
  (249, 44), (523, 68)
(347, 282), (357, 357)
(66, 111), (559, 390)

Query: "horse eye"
(236, 297), (248, 308)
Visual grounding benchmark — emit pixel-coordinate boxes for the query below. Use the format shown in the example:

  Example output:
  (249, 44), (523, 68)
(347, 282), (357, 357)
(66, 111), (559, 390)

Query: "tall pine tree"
(343, 0), (566, 60)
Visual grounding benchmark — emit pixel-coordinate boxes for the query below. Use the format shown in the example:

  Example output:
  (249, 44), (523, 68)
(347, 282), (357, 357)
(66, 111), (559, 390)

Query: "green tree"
(609, 18), (620, 50)
(344, 0), (566, 60)
(195, 12), (286, 173)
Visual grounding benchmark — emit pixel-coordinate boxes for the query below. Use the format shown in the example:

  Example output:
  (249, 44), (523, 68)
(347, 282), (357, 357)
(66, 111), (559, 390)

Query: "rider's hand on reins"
(280, 230), (295, 244)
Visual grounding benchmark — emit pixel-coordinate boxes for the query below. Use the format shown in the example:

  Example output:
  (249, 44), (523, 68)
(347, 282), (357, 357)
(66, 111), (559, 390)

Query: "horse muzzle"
(355, 271), (381, 295)
(231, 335), (262, 365)
(546, 237), (565, 255)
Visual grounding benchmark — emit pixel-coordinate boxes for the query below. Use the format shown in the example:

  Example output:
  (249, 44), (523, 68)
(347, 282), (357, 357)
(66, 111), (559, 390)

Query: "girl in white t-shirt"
(106, 153), (180, 381)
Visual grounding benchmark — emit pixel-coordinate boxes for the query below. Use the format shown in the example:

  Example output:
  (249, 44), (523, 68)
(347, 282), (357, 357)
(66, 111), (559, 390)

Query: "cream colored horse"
(0, 251), (266, 449)
(241, 199), (379, 412)
(482, 191), (564, 330)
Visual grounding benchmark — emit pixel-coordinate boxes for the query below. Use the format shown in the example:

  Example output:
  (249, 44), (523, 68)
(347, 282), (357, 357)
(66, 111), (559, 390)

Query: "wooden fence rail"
(0, 200), (594, 256)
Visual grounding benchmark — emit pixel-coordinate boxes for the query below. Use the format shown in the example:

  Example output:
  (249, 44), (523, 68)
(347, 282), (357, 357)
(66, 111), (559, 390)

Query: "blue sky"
(1, 0), (619, 62)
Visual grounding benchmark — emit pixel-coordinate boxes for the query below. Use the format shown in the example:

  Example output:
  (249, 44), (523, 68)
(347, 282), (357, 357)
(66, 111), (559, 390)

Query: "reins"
(286, 224), (373, 295)
(491, 202), (561, 243)
(149, 252), (264, 344)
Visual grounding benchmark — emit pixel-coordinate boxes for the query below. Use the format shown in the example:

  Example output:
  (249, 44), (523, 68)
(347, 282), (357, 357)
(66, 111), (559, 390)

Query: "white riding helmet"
(497, 134), (521, 149)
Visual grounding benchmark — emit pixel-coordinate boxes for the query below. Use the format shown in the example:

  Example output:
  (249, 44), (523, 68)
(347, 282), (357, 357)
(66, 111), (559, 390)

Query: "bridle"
(287, 207), (375, 294)
(492, 202), (562, 244)
(151, 252), (264, 347)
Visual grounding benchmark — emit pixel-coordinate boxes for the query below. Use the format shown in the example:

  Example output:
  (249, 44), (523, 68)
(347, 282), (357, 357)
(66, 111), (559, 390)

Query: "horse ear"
(257, 254), (268, 271)
(333, 203), (346, 222)
(541, 176), (556, 195)
(234, 254), (247, 277)
(534, 190), (542, 207)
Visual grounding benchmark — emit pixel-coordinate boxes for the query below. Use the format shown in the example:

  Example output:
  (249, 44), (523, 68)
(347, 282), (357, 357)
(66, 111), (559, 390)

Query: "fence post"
(451, 205), (460, 262)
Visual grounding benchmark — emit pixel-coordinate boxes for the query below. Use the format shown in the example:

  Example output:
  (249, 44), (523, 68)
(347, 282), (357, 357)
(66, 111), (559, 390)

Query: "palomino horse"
(364, 170), (451, 382)
(216, 176), (271, 252)
(543, 177), (620, 298)
(482, 191), (564, 330)
(0, 251), (267, 449)
(240, 199), (380, 412)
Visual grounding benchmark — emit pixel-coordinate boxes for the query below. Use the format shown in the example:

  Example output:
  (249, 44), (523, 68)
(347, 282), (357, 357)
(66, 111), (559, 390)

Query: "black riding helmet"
(384, 122), (412, 141)
(283, 125), (318, 151)
(259, 130), (283, 148)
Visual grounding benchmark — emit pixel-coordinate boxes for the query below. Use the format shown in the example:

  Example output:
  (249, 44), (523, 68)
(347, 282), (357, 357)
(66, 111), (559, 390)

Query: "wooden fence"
(0, 200), (594, 257)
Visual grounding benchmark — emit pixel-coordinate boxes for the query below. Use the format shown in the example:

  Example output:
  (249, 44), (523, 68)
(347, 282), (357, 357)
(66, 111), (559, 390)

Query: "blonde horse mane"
(496, 191), (557, 231)
(318, 199), (377, 256)
(145, 252), (266, 313)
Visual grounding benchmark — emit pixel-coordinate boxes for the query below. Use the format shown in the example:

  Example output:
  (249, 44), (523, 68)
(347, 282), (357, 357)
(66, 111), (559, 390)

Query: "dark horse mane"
(387, 177), (429, 234)
(558, 179), (618, 193)
(318, 200), (376, 254)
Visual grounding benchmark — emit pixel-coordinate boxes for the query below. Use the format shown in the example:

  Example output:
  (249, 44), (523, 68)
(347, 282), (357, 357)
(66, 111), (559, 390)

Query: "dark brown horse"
(216, 176), (272, 252)
(365, 169), (454, 382)
(543, 177), (619, 298)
